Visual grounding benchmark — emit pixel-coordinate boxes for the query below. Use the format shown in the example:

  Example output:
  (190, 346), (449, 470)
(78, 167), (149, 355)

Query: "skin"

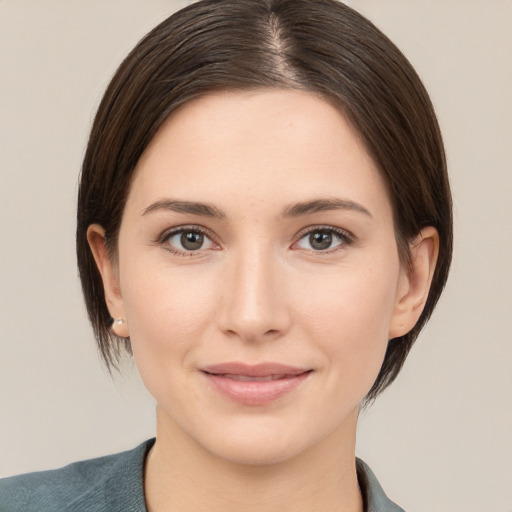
(88, 89), (438, 512)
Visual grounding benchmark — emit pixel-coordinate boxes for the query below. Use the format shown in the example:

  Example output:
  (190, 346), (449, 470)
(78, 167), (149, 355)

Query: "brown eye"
(294, 228), (351, 252)
(164, 229), (215, 253)
(181, 231), (204, 250)
(309, 231), (333, 250)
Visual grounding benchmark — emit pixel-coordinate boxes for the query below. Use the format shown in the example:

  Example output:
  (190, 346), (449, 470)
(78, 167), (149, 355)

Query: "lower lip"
(202, 371), (311, 406)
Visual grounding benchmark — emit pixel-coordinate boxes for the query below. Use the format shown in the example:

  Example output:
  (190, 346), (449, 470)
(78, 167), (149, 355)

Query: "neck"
(144, 407), (363, 512)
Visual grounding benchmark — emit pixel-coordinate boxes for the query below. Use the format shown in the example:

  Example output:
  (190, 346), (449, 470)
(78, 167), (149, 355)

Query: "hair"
(77, 0), (452, 402)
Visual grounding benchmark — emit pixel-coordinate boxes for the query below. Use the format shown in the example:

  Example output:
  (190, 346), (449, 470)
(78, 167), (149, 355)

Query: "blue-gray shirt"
(0, 439), (405, 511)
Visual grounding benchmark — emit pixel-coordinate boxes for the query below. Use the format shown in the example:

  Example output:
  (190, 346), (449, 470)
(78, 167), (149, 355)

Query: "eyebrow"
(281, 198), (372, 218)
(141, 197), (372, 220)
(142, 199), (227, 219)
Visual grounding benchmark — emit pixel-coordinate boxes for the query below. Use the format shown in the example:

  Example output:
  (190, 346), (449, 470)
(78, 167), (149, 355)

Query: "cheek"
(292, 260), (399, 382)
(119, 261), (218, 382)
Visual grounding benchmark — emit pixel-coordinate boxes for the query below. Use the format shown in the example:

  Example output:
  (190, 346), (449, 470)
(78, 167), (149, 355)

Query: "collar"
(357, 458), (406, 512)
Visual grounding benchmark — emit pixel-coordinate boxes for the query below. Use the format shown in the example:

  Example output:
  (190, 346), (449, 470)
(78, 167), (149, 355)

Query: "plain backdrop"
(1, 1), (511, 511)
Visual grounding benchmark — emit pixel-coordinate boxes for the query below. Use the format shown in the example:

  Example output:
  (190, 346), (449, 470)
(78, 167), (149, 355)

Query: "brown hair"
(77, 0), (452, 402)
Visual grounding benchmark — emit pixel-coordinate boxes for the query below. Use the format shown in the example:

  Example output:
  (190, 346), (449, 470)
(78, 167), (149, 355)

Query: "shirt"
(0, 439), (405, 511)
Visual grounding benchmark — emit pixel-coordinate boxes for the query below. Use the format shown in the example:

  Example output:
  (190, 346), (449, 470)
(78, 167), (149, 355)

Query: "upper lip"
(202, 362), (310, 377)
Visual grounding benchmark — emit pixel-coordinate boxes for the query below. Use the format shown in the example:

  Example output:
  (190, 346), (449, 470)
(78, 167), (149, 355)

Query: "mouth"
(218, 374), (297, 382)
(201, 363), (313, 406)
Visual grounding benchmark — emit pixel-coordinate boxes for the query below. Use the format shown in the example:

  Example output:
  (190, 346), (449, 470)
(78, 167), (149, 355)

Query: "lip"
(201, 362), (312, 406)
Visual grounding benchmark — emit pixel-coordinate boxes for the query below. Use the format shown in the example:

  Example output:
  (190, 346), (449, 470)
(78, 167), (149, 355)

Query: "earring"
(114, 318), (124, 325)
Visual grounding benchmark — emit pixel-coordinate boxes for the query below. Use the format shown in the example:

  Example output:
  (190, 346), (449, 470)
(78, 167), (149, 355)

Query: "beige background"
(1, 1), (511, 511)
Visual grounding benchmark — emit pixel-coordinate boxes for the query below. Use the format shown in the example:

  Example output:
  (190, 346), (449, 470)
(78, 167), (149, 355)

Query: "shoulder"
(0, 439), (154, 512)
(356, 458), (407, 512)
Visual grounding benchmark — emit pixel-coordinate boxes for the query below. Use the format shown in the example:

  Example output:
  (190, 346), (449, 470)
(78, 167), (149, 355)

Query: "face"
(90, 89), (428, 466)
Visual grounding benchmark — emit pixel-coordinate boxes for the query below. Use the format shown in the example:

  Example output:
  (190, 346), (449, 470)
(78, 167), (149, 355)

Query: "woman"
(0, 0), (452, 511)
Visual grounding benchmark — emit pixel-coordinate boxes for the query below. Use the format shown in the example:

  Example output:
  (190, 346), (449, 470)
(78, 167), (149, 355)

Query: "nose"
(216, 244), (291, 343)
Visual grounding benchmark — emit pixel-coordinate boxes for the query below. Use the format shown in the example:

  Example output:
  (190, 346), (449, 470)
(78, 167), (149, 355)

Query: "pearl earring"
(114, 318), (124, 325)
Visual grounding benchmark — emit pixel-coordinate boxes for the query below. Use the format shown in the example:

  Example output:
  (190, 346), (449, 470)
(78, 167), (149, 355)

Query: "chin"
(194, 410), (352, 468)
(207, 433), (308, 467)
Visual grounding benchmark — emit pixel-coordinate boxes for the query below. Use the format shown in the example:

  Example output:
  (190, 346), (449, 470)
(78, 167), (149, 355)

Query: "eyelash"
(293, 225), (354, 253)
(157, 225), (354, 256)
(157, 225), (218, 256)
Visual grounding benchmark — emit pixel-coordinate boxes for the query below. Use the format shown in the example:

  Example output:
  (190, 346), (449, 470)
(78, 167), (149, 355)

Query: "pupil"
(181, 231), (204, 250)
(310, 231), (332, 250)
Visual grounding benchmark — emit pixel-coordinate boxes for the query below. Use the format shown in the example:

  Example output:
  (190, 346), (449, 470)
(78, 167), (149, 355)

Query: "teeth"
(223, 374), (286, 381)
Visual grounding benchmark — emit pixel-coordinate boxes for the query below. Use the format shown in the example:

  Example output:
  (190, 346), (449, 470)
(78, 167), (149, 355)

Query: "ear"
(87, 224), (129, 338)
(389, 226), (439, 339)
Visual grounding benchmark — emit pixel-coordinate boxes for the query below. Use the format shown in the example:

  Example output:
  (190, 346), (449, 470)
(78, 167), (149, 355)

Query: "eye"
(163, 228), (216, 253)
(293, 227), (351, 252)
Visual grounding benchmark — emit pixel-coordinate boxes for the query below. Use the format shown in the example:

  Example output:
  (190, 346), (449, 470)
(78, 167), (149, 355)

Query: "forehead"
(127, 89), (391, 218)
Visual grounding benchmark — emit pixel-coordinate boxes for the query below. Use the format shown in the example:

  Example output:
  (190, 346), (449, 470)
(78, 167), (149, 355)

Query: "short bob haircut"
(77, 0), (452, 402)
